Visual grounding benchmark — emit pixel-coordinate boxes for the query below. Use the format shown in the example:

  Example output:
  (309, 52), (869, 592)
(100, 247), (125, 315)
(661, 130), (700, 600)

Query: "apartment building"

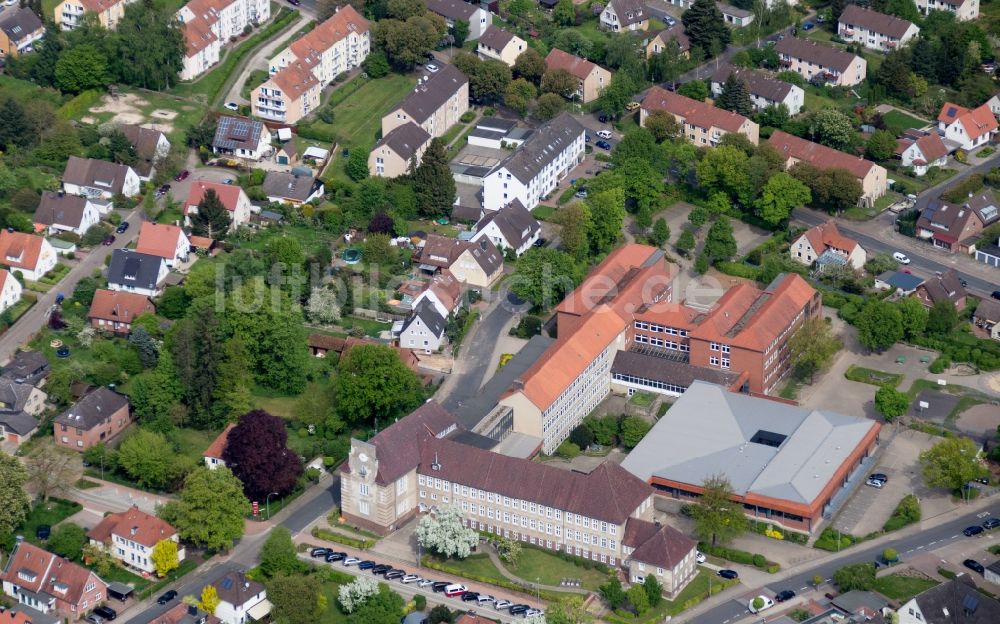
(251, 61), (320, 124)
(544, 49), (612, 104)
(268, 6), (370, 85)
(424, 0), (491, 41)
(0, 7), (44, 56)
(837, 5), (918, 52)
(937, 101), (997, 151)
(640, 86), (760, 147)
(179, 15), (220, 80)
(769, 130), (888, 206)
(476, 25), (526, 66)
(600, 0), (649, 31)
(710, 65), (804, 115)
(382, 64), (469, 140)
(177, 0), (271, 79)
(369, 122), (431, 178)
(56, 0), (133, 31)
(775, 37), (866, 87)
(482, 112), (586, 212)
(914, 0), (978, 20)
(87, 507), (183, 575)
(53, 387), (131, 451)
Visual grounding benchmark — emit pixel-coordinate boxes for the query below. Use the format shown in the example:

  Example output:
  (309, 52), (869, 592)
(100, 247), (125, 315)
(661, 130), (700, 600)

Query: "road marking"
(799, 586), (809, 591)
(917, 545), (925, 550)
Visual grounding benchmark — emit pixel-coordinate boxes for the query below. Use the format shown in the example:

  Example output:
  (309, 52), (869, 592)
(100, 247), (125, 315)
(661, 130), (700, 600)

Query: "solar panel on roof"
(962, 593), (979, 613)
(221, 577), (233, 590)
(947, 106), (958, 116)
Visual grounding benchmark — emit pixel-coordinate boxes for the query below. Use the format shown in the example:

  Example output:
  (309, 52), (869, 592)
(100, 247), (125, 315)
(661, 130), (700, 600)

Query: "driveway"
(223, 14), (312, 106)
(437, 299), (518, 410)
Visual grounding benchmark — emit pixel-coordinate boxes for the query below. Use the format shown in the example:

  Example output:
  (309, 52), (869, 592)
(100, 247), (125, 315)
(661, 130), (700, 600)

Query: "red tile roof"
(954, 103), (998, 141)
(289, 5), (369, 62)
(184, 180), (244, 214)
(182, 15), (217, 57)
(642, 86), (753, 133)
(135, 223), (185, 260)
(557, 243), (661, 317)
(88, 289), (156, 324)
(267, 61), (320, 101)
(937, 102), (969, 125)
(912, 133), (948, 163)
(769, 130), (879, 180)
(87, 506), (177, 548)
(203, 423), (235, 460)
(0, 230), (46, 272)
(802, 221), (859, 256)
(545, 48), (600, 80)
(0, 542), (104, 609)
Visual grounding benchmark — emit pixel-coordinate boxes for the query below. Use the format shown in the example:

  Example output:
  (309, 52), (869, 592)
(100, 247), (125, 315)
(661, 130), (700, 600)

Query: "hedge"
(814, 527), (859, 552)
(698, 543), (780, 572)
(715, 261), (761, 280)
(310, 526), (375, 550)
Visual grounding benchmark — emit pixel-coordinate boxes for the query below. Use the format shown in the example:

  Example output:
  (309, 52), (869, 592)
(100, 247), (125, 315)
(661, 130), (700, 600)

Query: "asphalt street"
(793, 208), (997, 297)
(687, 505), (1000, 624)
(439, 300), (517, 411)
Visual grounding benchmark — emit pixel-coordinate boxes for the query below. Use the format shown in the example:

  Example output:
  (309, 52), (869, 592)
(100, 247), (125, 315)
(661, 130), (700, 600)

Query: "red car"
(174, 170), (190, 181)
(102, 235), (116, 246)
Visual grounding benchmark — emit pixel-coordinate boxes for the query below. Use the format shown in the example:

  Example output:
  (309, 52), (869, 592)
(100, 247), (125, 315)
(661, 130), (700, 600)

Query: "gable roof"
(642, 86), (754, 133)
(289, 5), (369, 63)
(204, 423), (235, 460)
(461, 236), (503, 276)
(88, 289), (156, 324)
(956, 104), (998, 141)
(62, 157), (135, 194)
(393, 64), (468, 125)
(906, 133), (949, 164)
(839, 5), (915, 39)
(0, 542), (104, 608)
(420, 235), (502, 276)
(0, 230), (47, 271)
(268, 62), (320, 102)
(135, 223), (186, 260)
(775, 37), (859, 73)
(801, 221), (860, 256)
(478, 25), (516, 50)
(424, 0), (478, 20)
(119, 124), (167, 164)
(652, 23), (689, 53)
(374, 122), (431, 162)
(181, 14), (218, 56)
(212, 116), (266, 152)
(262, 171), (319, 202)
(607, 0), (647, 26)
(545, 48), (601, 80)
(0, 604), (60, 624)
(87, 506), (176, 547)
(0, 7), (43, 44)
(918, 269), (967, 305)
(474, 199), (540, 248)
(909, 576), (1000, 623)
(623, 518), (696, 570)
(490, 112), (585, 184)
(185, 180), (245, 213)
(150, 603), (221, 624)
(769, 130), (880, 180)
(975, 298), (1000, 323)
(402, 298), (446, 338)
(34, 192), (92, 230)
(877, 270), (924, 291)
(107, 249), (166, 290)
(3, 351), (49, 384)
(426, 270), (462, 313)
(711, 65), (794, 103)
(210, 571), (265, 607)
(54, 387), (129, 430)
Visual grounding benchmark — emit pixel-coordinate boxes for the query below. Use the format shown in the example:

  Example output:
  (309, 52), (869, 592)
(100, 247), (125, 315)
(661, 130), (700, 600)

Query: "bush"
(414, 594), (426, 610)
(929, 355), (951, 374)
(883, 494), (921, 532)
(556, 441), (580, 459)
(460, 110), (476, 123)
(699, 543), (779, 572)
(310, 527), (375, 550)
(569, 424), (594, 449)
(883, 547), (898, 562)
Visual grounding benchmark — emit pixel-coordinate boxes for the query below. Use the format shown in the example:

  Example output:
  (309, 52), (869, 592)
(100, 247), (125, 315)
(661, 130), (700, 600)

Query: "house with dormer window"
(87, 507), (183, 575)
(937, 101), (997, 151)
(107, 249), (169, 297)
(0, 542), (107, 619)
(210, 571), (270, 624)
(601, 0), (649, 31)
(0, 230), (57, 282)
(61, 157), (140, 201)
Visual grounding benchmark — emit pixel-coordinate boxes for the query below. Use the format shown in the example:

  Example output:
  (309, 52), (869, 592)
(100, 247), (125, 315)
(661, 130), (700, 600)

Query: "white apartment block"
(482, 112), (586, 212)
(177, 0), (270, 43)
(268, 5), (370, 86)
(915, 0), (978, 20)
(837, 5), (919, 52)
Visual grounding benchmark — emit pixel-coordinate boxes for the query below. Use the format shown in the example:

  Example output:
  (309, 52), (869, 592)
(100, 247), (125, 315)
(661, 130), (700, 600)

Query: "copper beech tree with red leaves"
(222, 410), (303, 501)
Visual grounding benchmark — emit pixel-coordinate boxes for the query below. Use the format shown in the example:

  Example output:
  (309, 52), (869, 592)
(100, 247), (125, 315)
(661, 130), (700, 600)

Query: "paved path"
(224, 14), (312, 106)
(0, 208), (142, 365)
(438, 297), (518, 411)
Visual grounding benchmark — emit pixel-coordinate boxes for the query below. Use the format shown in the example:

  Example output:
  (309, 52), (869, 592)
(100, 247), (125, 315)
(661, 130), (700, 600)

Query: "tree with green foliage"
(676, 229), (696, 255)
(374, 14), (446, 70)
(757, 103), (790, 129)
(651, 218), (670, 246)
(808, 109), (857, 152)
(599, 72), (638, 119)
(703, 216), (737, 262)
(452, 19), (469, 47)
(47, 523), (87, 561)
(897, 297), (928, 340)
(875, 385), (909, 422)
(158, 286), (191, 320)
(212, 336), (253, 424)
(427, 605), (454, 624)
(920, 436), (985, 492)
(682, 0), (730, 59)
(266, 573), (328, 624)
(54, 44), (109, 93)
(534, 92), (566, 121)
(541, 68), (580, 99)
(717, 74), (753, 117)
(677, 79), (710, 101)
(788, 317), (842, 383)
(587, 188), (625, 254)
(644, 110), (680, 143)
(159, 466), (248, 551)
(833, 563), (876, 591)
(696, 145), (751, 208)
(690, 474), (747, 546)
(756, 172), (810, 226)
(927, 299), (958, 335)
(554, 0), (575, 25)
(416, 506), (478, 559)
(648, 39), (687, 87)
(117, 429), (180, 490)
(855, 300), (904, 352)
(347, 145), (370, 181)
(413, 138), (455, 218)
(116, 0), (185, 90)
(260, 527), (304, 578)
(866, 130), (898, 162)
(643, 574), (663, 607)
(619, 416), (651, 449)
(348, 584), (405, 624)
(626, 584), (650, 614)
(514, 48), (546, 84)
(504, 78), (537, 117)
(585, 414), (620, 446)
(556, 202), (592, 261)
(335, 344), (425, 426)
(509, 247), (582, 309)
(0, 451), (30, 539)
(190, 188), (231, 239)
(128, 351), (182, 429)
(600, 576), (626, 610)
(0, 98), (36, 151)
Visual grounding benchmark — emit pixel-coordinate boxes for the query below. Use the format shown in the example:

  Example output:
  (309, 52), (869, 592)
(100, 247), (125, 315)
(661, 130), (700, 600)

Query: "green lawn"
(241, 69), (270, 100)
(845, 365), (903, 388)
(533, 205), (555, 221)
(0, 75), (64, 107)
(424, 553), (512, 586)
(20, 498), (83, 547)
(882, 109), (928, 130)
(873, 574), (938, 601)
(505, 547), (610, 591)
(167, 428), (220, 466)
(306, 73), (417, 149)
(605, 569), (739, 622)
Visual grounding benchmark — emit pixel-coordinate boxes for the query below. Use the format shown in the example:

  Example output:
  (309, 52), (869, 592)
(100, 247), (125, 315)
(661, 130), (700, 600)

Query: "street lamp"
(266, 492), (279, 519)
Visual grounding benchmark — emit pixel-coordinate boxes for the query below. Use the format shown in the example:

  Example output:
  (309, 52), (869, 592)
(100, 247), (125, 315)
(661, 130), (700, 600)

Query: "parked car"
(696, 551), (706, 564)
(287, 0), (301, 4)
(597, 113), (608, 123)
(174, 170), (189, 181)
(224, 102), (239, 111)
(84, 616), (103, 624)
(869, 473), (888, 484)
(964, 526), (985, 536)
(384, 570), (406, 580)
(417, 578), (436, 587)
(892, 252), (910, 264)
(865, 478), (883, 488)
(802, 22), (814, 30)
(426, 63), (440, 73)
(596, 140), (612, 150)
(461, 591), (480, 602)
(964, 559), (985, 574)
(749, 596), (774, 614)
(992, 290), (1000, 300)
(342, 557), (361, 566)
(358, 560), (377, 570)
(718, 569), (739, 579)
(432, 582), (450, 592)
(156, 590), (177, 605)
(310, 548), (330, 558)
(775, 590), (796, 602)
(102, 235), (116, 246)
(625, 101), (640, 111)
(983, 518), (1000, 530)
(575, 189), (588, 199)
(525, 609), (544, 617)
(401, 575), (421, 584)
(371, 564), (392, 575)
(93, 606), (117, 621)
(325, 552), (346, 562)
(443, 584), (468, 598)
(116, 221), (130, 233)
(597, 130), (613, 139)
(476, 594), (495, 604)
(508, 605), (530, 615)
(494, 600), (513, 610)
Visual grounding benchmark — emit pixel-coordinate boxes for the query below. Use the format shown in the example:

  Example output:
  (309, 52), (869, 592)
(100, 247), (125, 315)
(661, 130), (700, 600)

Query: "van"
(444, 584), (467, 597)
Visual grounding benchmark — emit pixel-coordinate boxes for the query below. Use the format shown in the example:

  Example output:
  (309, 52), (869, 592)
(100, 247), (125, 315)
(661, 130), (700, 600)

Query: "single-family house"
(424, 0), (491, 41)
(135, 223), (191, 267)
(874, 270), (924, 295)
(53, 386), (131, 451)
(914, 0), (979, 21)
(645, 24), (690, 58)
(251, 61), (321, 124)
(261, 171), (324, 205)
(204, 423), (235, 470)
(418, 234), (504, 288)
(33, 192), (101, 237)
(0, 343), (45, 447)
(184, 180), (252, 230)
(937, 102), (997, 151)
(87, 507), (183, 575)
(622, 519), (697, 597)
(369, 122), (432, 178)
(545, 48), (613, 103)
(381, 64), (469, 139)
(601, 0), (649, 31)
(0, 7), (44, 56)
(55, 0), (133, 31)
(838, 5), (919, 52)
(482, 112), (586, 211)
(470, 199), (541, 256)
(179, 14), (220, 80)
(119, 125), (171, 181)
(897, 576), (1000, 624)
(916, 190), (1000, 253)
(0, 542), (108, 619)
(267, 6), (370, 85)
(62, 157), (141, 200)
(0, 605), (59, 624)
(914, 269), (968, 311)
(775, 37), (867, 87)
(412, 270), (463, 318)
(897, 132), (949, 176)
(3, 351), (50, 385)
(0, 269), (22, 315)
(641, 86), (760, 146)
(973, 299), (1000, 341)
(790, 221), (867, 269)
(476, 25), (526, 66)
(212, 116), (272, 162)
(398, 298), (447, 353)
(88, 289), (156, 335)
(210, 571), (271, 624)
(769, 130), (888, 206)
(710, 65), (804, 115)
(107, 249), (169, 297)
(0, 231), (57, 282)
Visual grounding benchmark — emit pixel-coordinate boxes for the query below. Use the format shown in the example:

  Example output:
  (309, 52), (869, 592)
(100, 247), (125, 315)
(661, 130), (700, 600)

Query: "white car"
(342, 557), (361, 566)
(696, 551), (706, 563)
(494, 599), (513, 610)
(866, 478), (884, 488)
(426, 63), (440, 73)
(525, 609), (544, 617)
(401, 575), (421, 584)
(597, 130), (613, 139)
(748, 595), (774, 614)
(224, 102), (240, 111)
(893, 252), (911, 264)
(417, 578), (435, 587)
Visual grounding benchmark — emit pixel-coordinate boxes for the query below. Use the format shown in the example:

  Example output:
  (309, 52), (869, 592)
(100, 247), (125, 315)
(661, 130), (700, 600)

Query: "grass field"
(873, 574), (938, 601)
(241, 70), (270, 99)
(424, 553), (512, 586)
(505, 548), (610, 591)
(882, 109), (928, 130)
(306, 74), (417, 149)
(0, 75), (64, 107)
(21, 498), (83, 547)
